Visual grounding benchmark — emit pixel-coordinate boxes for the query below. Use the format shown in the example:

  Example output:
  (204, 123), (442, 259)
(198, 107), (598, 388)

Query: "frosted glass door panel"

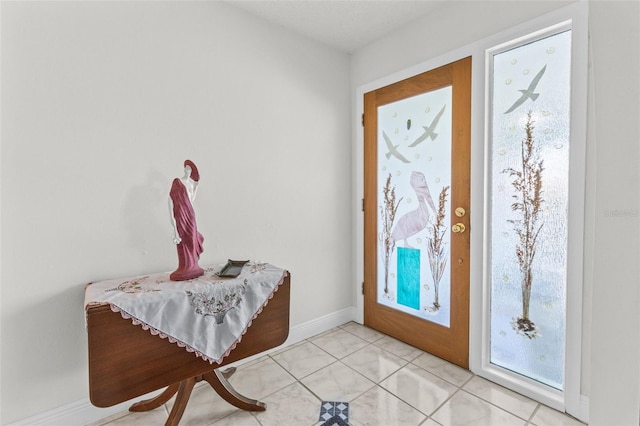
(377, 87), (452, 328)
(489, 30), (571, 390)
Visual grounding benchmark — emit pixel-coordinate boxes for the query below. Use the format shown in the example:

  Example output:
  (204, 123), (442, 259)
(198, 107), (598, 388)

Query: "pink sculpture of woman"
(169, 160), (204, 281)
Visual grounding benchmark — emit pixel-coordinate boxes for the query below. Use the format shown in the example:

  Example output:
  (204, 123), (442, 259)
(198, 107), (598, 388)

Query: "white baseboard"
(10, 306), (357, 426)
(579, 394), (590, 424)
(284, 306), (357, 347)
(8, 390), (164, 426)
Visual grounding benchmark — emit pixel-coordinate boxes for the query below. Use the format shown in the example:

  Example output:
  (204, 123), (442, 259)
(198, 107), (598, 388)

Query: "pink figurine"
(169, 160), (204, 281)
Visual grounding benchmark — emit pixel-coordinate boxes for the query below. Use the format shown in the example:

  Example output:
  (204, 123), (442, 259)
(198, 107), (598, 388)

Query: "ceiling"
(223, 1), (448, 52)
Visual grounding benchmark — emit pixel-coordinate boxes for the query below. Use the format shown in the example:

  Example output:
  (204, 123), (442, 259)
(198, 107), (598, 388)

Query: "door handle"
(452, 223), (466, 233)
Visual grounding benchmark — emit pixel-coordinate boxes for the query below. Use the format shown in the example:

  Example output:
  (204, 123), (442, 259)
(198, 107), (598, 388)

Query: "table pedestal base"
(129, 367), (266, 426)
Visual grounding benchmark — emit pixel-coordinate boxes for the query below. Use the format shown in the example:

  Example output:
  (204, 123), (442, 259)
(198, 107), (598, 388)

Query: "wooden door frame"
(362, 57), (471, 368)
(354, 49), (481, 328)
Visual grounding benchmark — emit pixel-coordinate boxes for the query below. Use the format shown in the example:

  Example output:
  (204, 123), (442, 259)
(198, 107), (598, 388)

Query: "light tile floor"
(89, 322), (585, 426)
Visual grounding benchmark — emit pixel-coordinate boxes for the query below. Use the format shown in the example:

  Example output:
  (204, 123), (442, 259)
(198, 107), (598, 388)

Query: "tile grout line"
(308, 333), (430, 423)
(371, 383), (428, 423)
(268, 345), (375, 423)
(307, 337), (350, 362)
(268, 351), (364, 426)
(406, 357), (471, 388)
(526, 403), (542, 425)
(419, 371), (475, 420)
(374, 378), (433, 421)
(274, 334), (376, 394)
(460, 376), (544, 423)
(428, 382), (465, 421)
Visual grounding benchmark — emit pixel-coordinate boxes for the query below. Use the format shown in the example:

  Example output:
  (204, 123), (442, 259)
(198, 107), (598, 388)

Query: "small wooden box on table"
(86, 273), (290, 425)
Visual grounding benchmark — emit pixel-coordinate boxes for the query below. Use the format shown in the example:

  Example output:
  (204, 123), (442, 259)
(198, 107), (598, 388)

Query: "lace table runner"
(85, 262), (287, 364)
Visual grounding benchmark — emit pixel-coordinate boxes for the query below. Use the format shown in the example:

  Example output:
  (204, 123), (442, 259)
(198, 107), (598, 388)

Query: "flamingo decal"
(391, 171), (437, 247)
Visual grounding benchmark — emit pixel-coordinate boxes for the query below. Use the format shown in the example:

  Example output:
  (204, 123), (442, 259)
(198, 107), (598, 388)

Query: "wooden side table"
(86, 274), (290, 425)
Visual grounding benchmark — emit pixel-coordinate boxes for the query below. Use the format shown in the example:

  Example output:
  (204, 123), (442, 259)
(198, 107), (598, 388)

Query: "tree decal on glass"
(489, 29), (571, 389)
(425, 185), (449, 312)
(379, 173), (402, 297)
(503, 111), (544, 339)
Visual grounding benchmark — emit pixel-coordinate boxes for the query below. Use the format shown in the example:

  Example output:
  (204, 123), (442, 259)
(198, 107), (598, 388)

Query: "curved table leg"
(129, 383), (180, 412)
(220, 367), (236, 379)
(129, 366), (262, 425)
(202, 369), (266, 411)
(165, 377), (197, 426)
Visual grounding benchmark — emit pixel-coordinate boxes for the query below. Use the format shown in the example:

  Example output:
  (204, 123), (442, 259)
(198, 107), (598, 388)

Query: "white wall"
(587, 2), (640, 424)
(352, 1), (639, 424)
(0, 2), (351, 423)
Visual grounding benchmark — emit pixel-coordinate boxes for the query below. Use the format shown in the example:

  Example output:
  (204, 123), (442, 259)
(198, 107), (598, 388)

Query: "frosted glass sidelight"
(488, 30), (572, 390)
(377, 87), (452, 328)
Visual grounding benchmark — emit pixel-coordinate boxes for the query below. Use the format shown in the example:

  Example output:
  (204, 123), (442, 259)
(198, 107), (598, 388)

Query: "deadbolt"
(455, 207), (466, 217)
(452, 223), (466, 233)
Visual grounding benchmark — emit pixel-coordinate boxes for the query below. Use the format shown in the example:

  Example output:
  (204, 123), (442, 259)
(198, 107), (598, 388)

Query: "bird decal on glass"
(383, 131), (411, 163)
(391, 171), (437, 248)
(504, 65), (547, 114)
(409, 104), (446, 147)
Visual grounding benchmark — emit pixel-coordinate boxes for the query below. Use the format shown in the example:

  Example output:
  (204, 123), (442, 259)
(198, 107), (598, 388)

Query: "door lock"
(452, 223), (466, 233)
(454, 207), (466, 217)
